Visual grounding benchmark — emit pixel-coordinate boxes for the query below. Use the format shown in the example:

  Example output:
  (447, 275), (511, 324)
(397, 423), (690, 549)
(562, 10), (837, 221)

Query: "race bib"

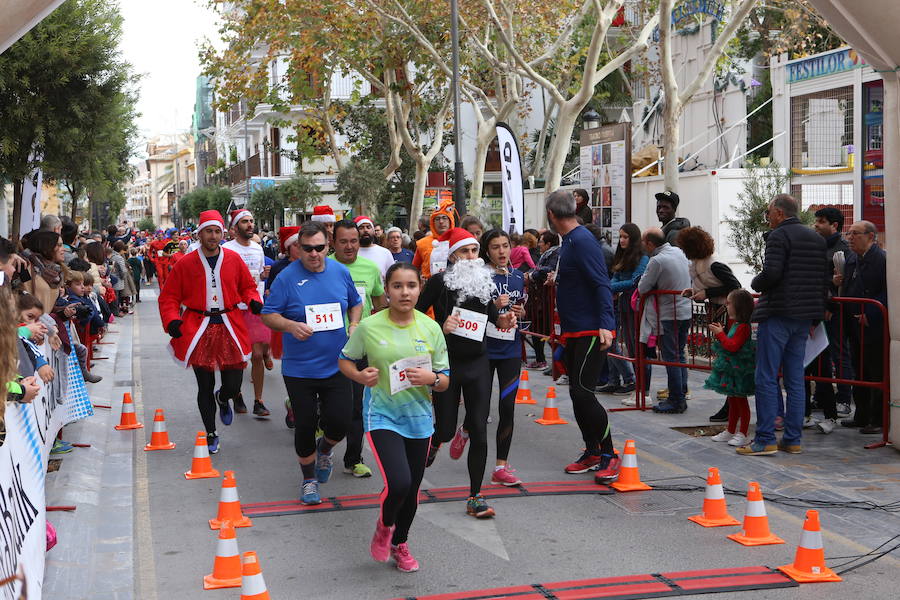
(388, 355), (433, 395)
(157, 250), (163, 257)
(305, 302), (343, 332)
(430, 241), (449, 275)
(355, 286), (367, 305)
(451, 307), (487, 342)
(486, 320), (516, 340)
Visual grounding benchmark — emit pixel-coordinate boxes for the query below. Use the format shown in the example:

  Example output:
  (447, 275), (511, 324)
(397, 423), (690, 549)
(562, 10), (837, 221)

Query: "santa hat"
(353, 215), (374, 228)
(229, 208), (252, 228)
(310, 205), (336, 223)
(439, 227), (479, 256)
(279, 226), (301, 253)
(197, 210), (225, 233)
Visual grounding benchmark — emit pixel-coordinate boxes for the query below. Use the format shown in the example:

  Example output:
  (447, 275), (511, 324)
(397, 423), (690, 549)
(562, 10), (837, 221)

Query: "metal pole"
(243, 99), (251, 206)
(450, 0), (466, 215)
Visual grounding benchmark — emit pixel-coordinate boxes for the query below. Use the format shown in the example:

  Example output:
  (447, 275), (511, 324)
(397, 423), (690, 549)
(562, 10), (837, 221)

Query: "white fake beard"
(444, 257), (494, 305)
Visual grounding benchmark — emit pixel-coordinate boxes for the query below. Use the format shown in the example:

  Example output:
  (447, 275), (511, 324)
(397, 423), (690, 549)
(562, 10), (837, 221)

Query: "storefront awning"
(0, 0), (65, 55)
(808, 1), (900, 71)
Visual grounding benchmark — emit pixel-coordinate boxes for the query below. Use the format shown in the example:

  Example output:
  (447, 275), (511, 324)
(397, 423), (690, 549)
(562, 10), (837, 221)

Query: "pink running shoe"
(391, 543), (420, 572)
(491, 465), (523, 486)
(449, 426), (468, 460)
(370, 519), (395, 562)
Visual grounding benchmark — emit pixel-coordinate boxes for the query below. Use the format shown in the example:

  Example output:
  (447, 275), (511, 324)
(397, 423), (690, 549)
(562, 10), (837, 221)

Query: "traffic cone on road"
(688, 467), (741, 527)
(610, 439), (652, 492)
(203, 520), (242, 589)
(535, 386), (568, 425)
(114, 392), (143, 430)
(778, 510), (842, 582)
(240, 551), (271, 600)
(210, 471), (253, 530)
(185, 431), (220, 480)
(143, 409), (176, 451)
(727, 482), (784, 546)
(514, 369), (535, 404)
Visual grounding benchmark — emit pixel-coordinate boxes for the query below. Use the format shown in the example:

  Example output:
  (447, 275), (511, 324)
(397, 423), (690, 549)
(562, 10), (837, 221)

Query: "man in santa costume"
(158, 210), (263, 453)
(223, 208), (272, 417)
(310, 204), (336, 247)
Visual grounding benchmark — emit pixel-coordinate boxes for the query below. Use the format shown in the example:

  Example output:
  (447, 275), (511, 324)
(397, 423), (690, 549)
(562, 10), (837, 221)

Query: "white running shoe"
(728, 432), (750, 447)
(836, 403), (851, 417)
(711, 430), (735, 442)
(555, 375), (570, 386)
(802, 416), (818, 429)
(621, 394), (652, 407)
(817, 418), (837, 434)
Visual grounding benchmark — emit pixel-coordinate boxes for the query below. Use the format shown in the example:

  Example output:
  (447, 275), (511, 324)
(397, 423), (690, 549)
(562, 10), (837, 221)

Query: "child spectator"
(706, 289), (756, 447)
(4, 286), (39, 446)
(16, 294), (55, 385)
(58, 272), (103, 383)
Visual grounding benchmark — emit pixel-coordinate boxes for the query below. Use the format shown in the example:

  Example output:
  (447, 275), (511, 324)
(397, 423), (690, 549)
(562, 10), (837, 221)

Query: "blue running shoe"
(300, 479), (321, 505)
(207, 433), (220, 454)
(315, 446), (334, 483)
(215, 390), (233, 426)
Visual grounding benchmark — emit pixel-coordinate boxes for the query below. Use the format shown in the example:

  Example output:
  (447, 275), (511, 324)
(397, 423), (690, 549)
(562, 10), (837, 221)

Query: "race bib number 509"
(451, 308), (488, 342)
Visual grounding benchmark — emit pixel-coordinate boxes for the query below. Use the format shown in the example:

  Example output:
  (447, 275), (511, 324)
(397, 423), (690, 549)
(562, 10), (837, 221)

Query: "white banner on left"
(19, 154), (43, 238)
(496, 123), (525, 235)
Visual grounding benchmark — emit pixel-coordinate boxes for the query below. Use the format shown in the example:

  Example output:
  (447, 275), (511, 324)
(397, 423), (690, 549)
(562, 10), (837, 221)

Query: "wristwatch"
(430, 372), (440, 387)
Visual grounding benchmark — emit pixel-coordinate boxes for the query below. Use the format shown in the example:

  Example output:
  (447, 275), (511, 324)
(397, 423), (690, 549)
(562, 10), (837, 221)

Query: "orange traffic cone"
(515, 369), (536, 404)
(610, 439), (652, 492)
(778, 510), (842, 582)
(143, 409), (176, 451)
(688, 467), (741, 527)
(210, 471), (253, 530)
(203, 520), (242, 589)
(240, 551), (271, 600)
(114, 392), (143, 430)
(184, 431), (220, 480)
(535, 386), (568, 425)
(727, 482), (784, 546)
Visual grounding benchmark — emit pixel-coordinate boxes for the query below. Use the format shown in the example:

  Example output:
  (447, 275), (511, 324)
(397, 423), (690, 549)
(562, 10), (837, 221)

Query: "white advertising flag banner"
(496, 122), (525, 235)
(19, 154), (43, 238)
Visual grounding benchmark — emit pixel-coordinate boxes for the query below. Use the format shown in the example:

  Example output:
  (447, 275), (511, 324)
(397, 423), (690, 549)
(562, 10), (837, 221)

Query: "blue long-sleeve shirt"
(610, 254), (649, 294)
(556, 225), (615, 337)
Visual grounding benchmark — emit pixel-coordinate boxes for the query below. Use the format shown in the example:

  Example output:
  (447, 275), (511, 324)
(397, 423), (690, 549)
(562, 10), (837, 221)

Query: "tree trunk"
(410, 159), (429, 225)
(662, 98), (681, 192)
(469, 126), (494, 217)
(542, 106), (578, 194)
(11, 179), (23, 244)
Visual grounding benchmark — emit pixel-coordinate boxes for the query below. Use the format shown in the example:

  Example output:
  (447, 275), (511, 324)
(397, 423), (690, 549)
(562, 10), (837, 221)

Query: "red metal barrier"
(522, 285), (891, 449)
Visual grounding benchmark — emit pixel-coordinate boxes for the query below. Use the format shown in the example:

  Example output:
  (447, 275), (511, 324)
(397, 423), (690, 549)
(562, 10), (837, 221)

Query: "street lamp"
(451, 0), (466, 215)
(583, 108), (601, 131)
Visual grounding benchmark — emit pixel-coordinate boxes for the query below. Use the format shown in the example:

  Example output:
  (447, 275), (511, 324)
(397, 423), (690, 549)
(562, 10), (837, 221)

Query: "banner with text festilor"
(496, 122), (525, 235)
(0, 342), (72, 599)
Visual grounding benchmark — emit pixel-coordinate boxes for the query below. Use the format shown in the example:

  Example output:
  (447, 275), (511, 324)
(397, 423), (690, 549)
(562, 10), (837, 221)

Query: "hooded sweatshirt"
(412, 198), (456, 278)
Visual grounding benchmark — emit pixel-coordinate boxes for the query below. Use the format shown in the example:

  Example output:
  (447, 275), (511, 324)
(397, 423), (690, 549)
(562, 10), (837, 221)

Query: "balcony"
(228, 153), (261, 186)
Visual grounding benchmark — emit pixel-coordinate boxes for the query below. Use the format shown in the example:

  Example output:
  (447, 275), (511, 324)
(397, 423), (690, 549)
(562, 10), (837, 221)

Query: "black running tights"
(433, 354), (491, 496)
(284, 372), (352, 458)
(193, 367), (243, 434)
(368, 429), (429, 545)
(563, 336), (614, 454)
(489, 356), (520, 462)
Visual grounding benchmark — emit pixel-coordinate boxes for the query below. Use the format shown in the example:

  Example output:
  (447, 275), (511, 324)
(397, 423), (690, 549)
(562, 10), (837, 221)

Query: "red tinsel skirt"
(188, 323), (246, 371)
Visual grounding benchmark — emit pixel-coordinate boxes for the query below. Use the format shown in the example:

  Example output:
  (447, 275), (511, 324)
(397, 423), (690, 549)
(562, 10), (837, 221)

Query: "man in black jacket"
(738, 194), (826, 456)
(835, 221), (887, 434)
(655, 191), (691, 246)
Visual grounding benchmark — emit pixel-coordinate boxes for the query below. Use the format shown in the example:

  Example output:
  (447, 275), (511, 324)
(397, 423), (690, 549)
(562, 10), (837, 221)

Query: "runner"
(412, 198), (455, 279)
(310, 205), (337, 246)
(415, 227), (516, 518)
(331, 219), (386, 478)
(267, 225), (301, 429)
(544, 190), (620, 484)
(158, 210), (262, 453)
(355, 215), (394, 277)
(260, 221), (363, 505)
(480, 229), (526, 486)
(339, 262), (449, 572)
(222, 209), (271, 417)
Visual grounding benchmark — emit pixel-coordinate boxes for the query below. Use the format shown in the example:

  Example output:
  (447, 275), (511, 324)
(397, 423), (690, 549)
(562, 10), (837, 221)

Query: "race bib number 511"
(451, 308), (488, 342)
(305, 302), (343, 332)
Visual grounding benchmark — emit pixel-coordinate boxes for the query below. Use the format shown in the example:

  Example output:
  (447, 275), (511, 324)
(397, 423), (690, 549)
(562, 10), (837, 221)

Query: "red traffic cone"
(203, 520), (242, 589)
(210, 471), (253, 530)
(778, 510), (842, 582)
(727, 482), (784, 546)
(240, 551), (271, 600)
(184, 431), (220, 480)
(688, 467), (740, 527)
(535, 386), (568, 425)
(144, 409), (176, 451)
(114, 392), (143, 430)
(514, 369), (536, 404)
(610, 440), (652, 492)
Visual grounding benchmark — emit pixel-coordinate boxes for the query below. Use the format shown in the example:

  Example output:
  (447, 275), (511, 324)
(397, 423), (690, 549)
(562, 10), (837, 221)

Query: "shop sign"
(787, 48), (866, 84)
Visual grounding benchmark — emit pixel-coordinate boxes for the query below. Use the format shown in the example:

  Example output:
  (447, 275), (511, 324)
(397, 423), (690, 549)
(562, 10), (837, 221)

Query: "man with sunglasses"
(261, 221), (363, 505)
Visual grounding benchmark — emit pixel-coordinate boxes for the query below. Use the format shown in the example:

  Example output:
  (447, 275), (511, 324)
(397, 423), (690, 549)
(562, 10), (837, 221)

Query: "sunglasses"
(301, 244), (327, 253)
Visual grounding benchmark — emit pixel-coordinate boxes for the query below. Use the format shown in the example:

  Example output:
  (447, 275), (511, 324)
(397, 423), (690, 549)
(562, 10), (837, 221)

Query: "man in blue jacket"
(545, 190), (619, 485)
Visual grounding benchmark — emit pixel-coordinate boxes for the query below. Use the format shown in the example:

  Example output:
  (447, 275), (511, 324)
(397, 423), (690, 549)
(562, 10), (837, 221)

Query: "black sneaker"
(653, 401), (687, 414)
(207, 433), (220, 454)
(284, 397), (295, 429)
(709, 402), (729, 422)
(426, 443), (440, 467)
(234, 393), (248, 414)
(253, 400), (270, 417)
(595, 383), (618, 394)
(613, 383), (636, 396)
(215, 390), (233, 426)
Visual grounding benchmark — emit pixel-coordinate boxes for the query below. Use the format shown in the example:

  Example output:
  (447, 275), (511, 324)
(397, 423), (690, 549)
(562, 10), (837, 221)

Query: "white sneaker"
(836, 403), (851, 417)
(802, 416), (817, 429)
(621, 394), (652, 408)
(728, 432), (750, 446)
(711, 430), (735, 442)
(817, 418), (837, 434)
(555, 375), (570, 386)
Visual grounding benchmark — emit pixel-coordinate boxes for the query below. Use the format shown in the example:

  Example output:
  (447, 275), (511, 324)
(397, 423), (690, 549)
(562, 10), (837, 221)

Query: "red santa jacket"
(158, 248), (262, 367)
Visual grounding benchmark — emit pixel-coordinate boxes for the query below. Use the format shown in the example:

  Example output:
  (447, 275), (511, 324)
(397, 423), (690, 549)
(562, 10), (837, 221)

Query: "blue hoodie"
(556, 226), (615, 337)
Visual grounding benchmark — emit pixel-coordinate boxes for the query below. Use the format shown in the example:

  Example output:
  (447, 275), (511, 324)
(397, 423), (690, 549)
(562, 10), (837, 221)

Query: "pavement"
(43, 283), (900, 599)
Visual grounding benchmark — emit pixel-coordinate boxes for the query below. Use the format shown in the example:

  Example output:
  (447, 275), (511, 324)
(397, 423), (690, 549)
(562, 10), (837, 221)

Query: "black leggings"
(489, 357), (520, 462)
(345, 360), (367, 468)
(368, 430), (429, 545)
(563, 336), (614, 454)
(193, 367), (243, 434)
(284, 372), (352, 458)
(433, 353), (491, 496)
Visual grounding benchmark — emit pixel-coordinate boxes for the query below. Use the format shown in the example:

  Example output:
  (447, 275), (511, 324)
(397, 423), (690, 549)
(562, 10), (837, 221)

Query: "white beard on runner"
(443, 257), (495, 305)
